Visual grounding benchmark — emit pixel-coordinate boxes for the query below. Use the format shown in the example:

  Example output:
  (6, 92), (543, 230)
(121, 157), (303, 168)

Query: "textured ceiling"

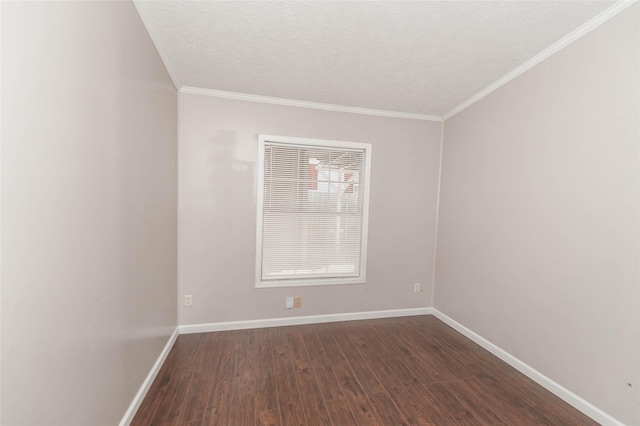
(134, 1), (616, 116)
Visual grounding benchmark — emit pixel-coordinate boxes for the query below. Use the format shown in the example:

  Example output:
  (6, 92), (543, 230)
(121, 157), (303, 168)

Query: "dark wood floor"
(131, 315), (599, 426)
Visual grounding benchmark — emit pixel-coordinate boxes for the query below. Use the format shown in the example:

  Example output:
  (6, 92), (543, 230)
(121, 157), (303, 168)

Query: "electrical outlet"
(414, 283), (422, 293)
(184, 294), (193, 306)
(286, 296), (294, 309)
(294, 296), (302, 308)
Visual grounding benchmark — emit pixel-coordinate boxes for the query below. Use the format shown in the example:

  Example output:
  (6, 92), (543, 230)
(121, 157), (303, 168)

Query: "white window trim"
(255, 134), (372, 288)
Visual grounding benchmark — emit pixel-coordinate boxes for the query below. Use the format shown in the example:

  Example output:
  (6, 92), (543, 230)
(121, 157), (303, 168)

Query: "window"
(256, 135), (372, 288)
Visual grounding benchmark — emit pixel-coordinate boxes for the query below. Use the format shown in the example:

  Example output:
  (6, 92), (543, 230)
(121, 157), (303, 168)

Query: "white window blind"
(256, 135), (371, 287)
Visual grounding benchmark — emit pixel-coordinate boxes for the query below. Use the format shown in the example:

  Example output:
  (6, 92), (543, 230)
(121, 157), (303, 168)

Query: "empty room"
(2, 1), (639, 425)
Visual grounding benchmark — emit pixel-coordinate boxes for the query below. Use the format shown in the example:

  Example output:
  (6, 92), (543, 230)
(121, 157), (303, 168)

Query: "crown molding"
(443, 0), (638, 120)
(179, 86), (442, 122)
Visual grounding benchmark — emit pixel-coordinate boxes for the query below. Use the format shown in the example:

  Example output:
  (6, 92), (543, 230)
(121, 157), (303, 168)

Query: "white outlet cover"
(286, 296), (294, 309)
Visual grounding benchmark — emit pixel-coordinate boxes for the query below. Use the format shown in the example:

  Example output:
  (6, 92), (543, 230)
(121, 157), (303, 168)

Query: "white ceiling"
(134, 1), (617, 117)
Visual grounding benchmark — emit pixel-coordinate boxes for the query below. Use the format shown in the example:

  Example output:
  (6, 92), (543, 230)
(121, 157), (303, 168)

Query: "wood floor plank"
(325, 399), (358, 425)
(201, 331), (240, 425)
(300, 327), (345, 402)
(382, 329), (458, 383)
(384, 322), (462, 384)
(444, 379), (508, 425)
(132, 316), (602, 426)
(258, 409), (281, 426)
(228, 329), (257, 426)
(374, 321), (450, 384)
(368, 391), (410, 426)
(403, 381), (465, 425)
(176, 332), (225, 424)
(150, 334), (203, 424)
(504, 371), (600, 425)
(329, 325), (385, 395)
(463, 376), (547, 425)
(471, 372), (560, 424)
(351, 324), (424, 387)
(287, 326), (313, 361)
(382, 381), (440, 426)
(341, 324), (439, 426)
(293, 359), (332, 426)
(314, 326), (383, 426)
(254, 328), (280, 423)
(424, 381), (487, 425)
(406, 316), (476, 353)
(272, 342), (307, 426)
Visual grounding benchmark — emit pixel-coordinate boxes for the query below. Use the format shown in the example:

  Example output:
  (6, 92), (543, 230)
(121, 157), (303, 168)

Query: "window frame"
(255, 134), (372, 288)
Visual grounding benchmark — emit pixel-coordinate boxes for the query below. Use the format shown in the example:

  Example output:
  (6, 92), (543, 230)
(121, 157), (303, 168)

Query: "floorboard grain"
(131, 316), (600, 426)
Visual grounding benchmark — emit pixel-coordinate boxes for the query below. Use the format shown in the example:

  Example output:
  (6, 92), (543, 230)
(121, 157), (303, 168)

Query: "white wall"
(178, 93), (441, 325)
(435, 4), (639, 425)
(1, 2), (177, 424)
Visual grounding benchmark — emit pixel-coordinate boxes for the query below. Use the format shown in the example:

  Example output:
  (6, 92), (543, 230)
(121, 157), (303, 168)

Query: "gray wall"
(1, 2), (177, 424)
(434, 5), (639, 424)
(2, 1), (637, 424)
(178, 93), (441, 325)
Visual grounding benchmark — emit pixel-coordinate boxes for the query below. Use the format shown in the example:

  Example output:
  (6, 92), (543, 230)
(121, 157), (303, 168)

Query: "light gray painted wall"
(435, 5), (639, 424)
(1, 2), (177, 424)
(178, 94), (441, 325)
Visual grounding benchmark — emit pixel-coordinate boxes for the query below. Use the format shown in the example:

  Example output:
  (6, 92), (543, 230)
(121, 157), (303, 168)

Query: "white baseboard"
(179, 307), (433, 334)
(119, 327), (179, 426)
(431, 309), (624, 426)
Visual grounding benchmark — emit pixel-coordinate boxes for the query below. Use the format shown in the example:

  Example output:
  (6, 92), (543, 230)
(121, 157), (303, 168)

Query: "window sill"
(255, 276), (366, 288)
